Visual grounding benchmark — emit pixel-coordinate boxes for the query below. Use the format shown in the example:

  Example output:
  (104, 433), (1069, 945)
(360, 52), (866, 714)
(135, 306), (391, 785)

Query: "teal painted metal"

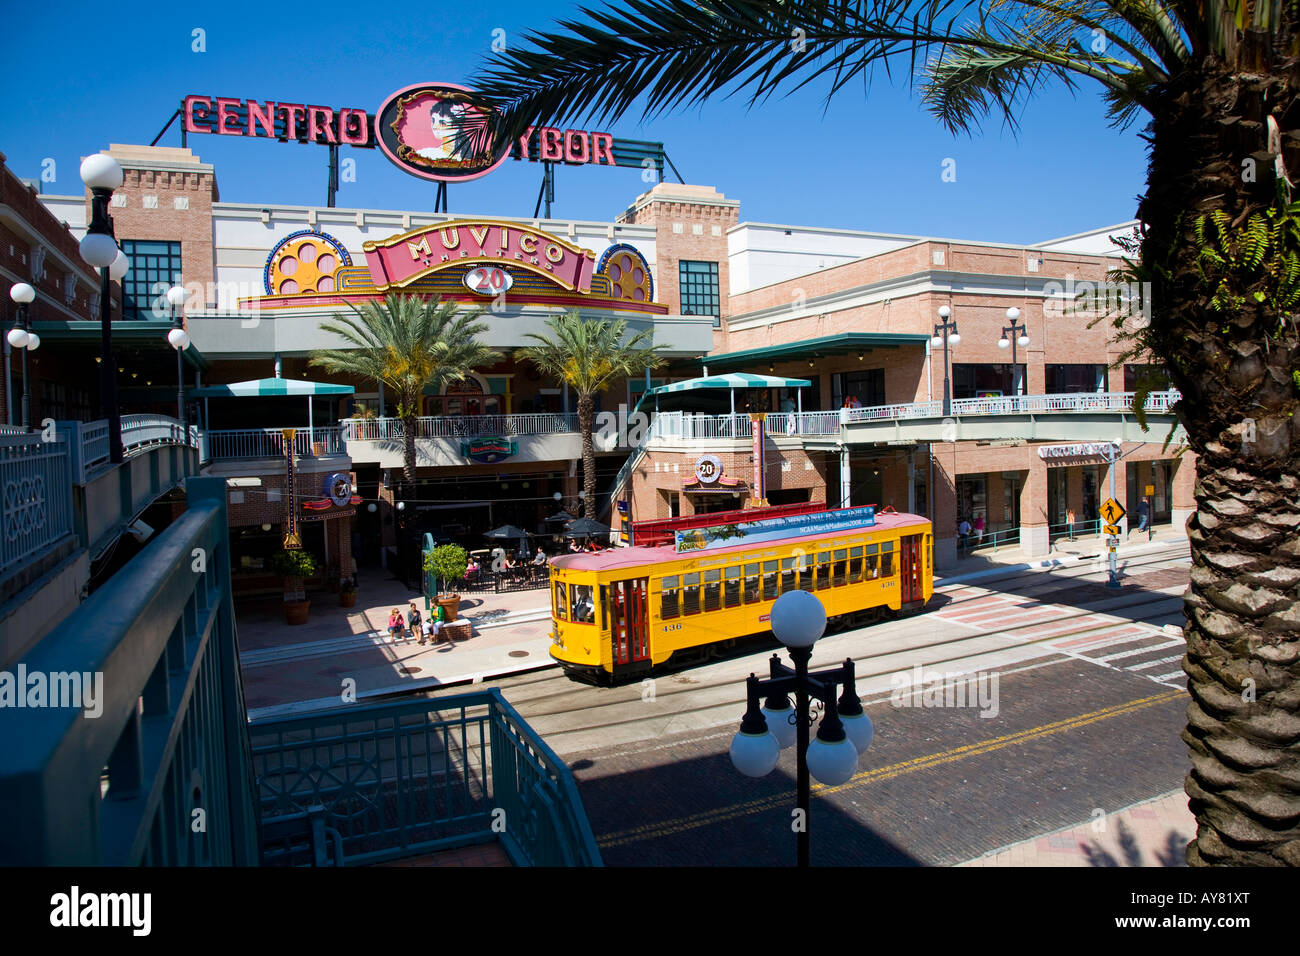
(0, 432), (75, 589)
(249, 689), (602, 867)
(0, 475), (259, 864)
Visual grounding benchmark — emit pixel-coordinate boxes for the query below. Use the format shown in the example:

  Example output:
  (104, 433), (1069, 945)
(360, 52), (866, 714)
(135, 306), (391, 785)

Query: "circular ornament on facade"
(375, 82), (511, 183)
(463, 265), (514, 296)
(264, 230), (352, 296)
(694, 455), (722, 484)
(325, 472), (354, 507)
(597, 243), (653, 302)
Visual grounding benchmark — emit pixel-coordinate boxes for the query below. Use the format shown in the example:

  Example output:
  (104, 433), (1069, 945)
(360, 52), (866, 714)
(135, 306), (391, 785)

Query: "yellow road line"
(596, 689), (1182, 848)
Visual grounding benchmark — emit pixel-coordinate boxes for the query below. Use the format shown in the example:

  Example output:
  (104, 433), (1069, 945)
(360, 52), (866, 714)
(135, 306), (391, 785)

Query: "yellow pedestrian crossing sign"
(1100, 498), (1126, 525)
(1104, 523), (1122, 536)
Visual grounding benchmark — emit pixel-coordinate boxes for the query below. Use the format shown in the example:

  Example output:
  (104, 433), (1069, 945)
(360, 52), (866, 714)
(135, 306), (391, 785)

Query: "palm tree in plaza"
(466, 1), (1300, 865)
(519, 312), (667, 519)
(310, 292), (501, 484)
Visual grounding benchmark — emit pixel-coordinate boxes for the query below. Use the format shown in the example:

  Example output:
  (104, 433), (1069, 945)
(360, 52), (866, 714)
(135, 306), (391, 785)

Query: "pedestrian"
(781, 395), (796, 435)
(406, 602), (422, 642)
(957, 516), (972, 550)
(1132, 496), (1151, 537)
(973, 514), (985, 544)
(387, 608), (404, 643)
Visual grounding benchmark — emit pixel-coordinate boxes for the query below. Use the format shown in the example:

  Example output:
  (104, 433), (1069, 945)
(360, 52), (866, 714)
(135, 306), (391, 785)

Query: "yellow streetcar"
(548, 506), (933, 683)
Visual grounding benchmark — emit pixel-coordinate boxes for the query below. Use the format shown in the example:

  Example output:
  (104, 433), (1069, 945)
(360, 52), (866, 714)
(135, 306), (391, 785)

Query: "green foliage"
(518, 311), (668, 397)
(1193, 203), (1300, 318)
(425, 544), (469, 587)
(269, 549), (318, 578)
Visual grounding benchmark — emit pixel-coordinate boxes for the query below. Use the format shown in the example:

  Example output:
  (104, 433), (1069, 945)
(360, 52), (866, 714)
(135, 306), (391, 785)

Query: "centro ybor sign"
(1037, 442), (1119, 459)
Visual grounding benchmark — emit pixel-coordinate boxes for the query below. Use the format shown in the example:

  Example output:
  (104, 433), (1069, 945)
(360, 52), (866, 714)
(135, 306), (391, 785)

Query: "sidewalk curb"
(936, 537), (1186, 588)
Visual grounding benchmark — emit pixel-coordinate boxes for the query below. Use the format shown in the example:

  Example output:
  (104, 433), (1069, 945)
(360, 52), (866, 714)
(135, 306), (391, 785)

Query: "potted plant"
(339, 576), (358, 608)
(425, 544), (468, 622)
(269, 549), (318, 625)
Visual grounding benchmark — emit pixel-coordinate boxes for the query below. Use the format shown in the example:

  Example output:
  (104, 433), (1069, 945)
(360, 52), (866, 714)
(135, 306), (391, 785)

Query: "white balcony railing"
(843, 389), (1182, 424)
(340, 413), (580, 441)
(201, 426), (344, 461)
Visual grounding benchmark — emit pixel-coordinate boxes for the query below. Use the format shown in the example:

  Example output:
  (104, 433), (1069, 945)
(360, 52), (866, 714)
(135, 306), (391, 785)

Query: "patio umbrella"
(564, 517), (612, 539)
(545, 510), (575, 523)
(485, 524), (531, 541)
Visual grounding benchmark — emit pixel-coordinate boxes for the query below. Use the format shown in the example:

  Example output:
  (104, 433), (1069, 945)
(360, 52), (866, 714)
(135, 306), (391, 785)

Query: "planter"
(284, 599), (311, 625)
(436, 595), (461, 622)
(339, 592), (357, 608)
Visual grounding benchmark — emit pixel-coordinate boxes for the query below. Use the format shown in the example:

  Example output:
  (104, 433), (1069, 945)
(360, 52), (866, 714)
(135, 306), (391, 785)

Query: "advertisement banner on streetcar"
(674, 505), (877, 553)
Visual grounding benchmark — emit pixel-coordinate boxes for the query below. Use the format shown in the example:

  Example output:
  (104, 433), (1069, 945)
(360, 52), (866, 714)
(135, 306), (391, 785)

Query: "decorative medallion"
(264, 230), (352, 296)
(597, 243), (653, 302)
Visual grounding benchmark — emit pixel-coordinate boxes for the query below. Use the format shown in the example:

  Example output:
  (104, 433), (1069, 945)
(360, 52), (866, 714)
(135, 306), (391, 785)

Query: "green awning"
(701, 333), (931, 371)
(189, 377), (354, 398)
(645, 372), (811, 397)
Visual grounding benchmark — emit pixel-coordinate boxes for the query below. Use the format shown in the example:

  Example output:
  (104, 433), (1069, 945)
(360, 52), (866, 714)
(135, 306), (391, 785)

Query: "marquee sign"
(1037, 442), (1119, 460)
(184, 95), (373, 146)
(363, 219), (596, 293)
(674, 506), (877, 554)
(694, 455), (722, 484)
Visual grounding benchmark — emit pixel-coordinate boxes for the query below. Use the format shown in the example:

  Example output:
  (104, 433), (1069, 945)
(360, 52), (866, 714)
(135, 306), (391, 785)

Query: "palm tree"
(466, 2), (1300, 866)
(519, 312), (668, 519)
(310, 293), (501, 484)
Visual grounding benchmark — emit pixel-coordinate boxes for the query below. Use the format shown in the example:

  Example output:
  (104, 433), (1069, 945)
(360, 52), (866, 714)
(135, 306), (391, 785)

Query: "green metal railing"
(958, 525), (1022, 554)
(0, 476), (259, 865)
(249, 689), (602, 867)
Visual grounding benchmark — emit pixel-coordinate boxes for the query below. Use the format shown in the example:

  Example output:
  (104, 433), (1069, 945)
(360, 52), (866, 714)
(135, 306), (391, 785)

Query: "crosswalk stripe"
(1126, 654), (1185, 671)
(1093, 640), (1181, 663)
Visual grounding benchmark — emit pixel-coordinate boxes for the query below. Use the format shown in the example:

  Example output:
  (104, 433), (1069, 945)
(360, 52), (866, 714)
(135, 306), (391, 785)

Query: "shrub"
(424, 544), (468, 593)
(269, 549), (318, 579)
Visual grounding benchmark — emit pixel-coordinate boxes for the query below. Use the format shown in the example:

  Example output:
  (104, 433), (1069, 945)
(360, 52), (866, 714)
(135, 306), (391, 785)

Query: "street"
(426, 546), (1194, 865)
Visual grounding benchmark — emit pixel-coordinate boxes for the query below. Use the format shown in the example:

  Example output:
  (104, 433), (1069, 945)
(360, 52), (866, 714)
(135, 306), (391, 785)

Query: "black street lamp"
(729, 590), (875, 867)
(79, 153), (128, 464)
(997, 307), (1030, 397)
(7, 283), (39, 429)
(166, 285), (191, 439)
(931, 306), (960, 416)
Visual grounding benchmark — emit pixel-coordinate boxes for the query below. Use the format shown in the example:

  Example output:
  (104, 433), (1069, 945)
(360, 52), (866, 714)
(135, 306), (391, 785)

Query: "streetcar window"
(743, 564), (761, 603)
(881, 541), (895, 577)
(848, 546), (864, 584)
(704, 569), (722, 612)
(724, 566), (742, 608)
(798, 553), (815, 592)
(661, 575), (680, 619)
(555, 582), (568, 620)
(816, 552), (832, 590)
(833, 549), (847, 587)
(780, 557), (797, 594)
(600, 586), (610, 629)
(865, 544), (880, 579)
(682, 572), (701, 615)
(763, 560), (779, 600)
(571, 584), (595, 624)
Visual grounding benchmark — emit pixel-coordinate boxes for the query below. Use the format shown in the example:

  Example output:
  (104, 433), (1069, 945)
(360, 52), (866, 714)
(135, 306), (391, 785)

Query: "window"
(780, 557), (797, 594)
(953, 364), (1023, 399)
(680, 260), (720, 327)
(865, 544), (880, 579)
(570, 584), (595, 624)
(816, 553), (832, 590)
(704, 569), (722, 612)
(798, 554), (815, 592)
(833, 549), (847, 587)
(1124, 364), (1171, 391)
(555, 582), (568, 620)
(724, 566), (742, 608)
(832, 370), (885, 409)
(120, 240), (182, 321)
(881, 541), (895, 577)
(682, 572), (701, 615)
(762, 560), (779, 600)
(743, 564), (761, 603)
(848, 546), (864, 583)
(1045, 364), (1105, 394)
(661, 576), (680, 619)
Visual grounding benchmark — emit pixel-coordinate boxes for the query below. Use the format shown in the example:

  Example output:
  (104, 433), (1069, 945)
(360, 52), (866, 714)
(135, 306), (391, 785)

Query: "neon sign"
(183, 96), (372, 146)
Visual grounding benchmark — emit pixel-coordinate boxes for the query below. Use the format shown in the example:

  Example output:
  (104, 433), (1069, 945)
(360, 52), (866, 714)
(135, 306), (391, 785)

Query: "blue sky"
(1, 0), (1148, 243)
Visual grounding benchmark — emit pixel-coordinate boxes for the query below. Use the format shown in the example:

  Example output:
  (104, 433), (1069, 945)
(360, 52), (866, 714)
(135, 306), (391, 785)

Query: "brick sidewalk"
(958, 790), (1195, 867)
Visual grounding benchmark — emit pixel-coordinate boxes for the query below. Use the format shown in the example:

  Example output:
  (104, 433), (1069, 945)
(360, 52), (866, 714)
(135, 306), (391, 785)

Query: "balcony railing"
(341, 413), (579, 441)
(249, 689), (602, 867)
(201, 426), (345, 461)
(843, 389), (1182, 423)
(0, 432), (75, 587)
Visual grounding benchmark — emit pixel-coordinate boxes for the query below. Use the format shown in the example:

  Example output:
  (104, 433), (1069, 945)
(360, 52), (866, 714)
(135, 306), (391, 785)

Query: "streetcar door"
(900, 534), (923, 603)
(611, 578), (650, 666)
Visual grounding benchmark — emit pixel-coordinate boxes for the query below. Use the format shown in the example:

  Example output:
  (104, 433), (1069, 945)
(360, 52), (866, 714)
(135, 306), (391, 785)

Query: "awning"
(644, 372), (811, 397)
(700, 333), (931, 371)
(189, 377), (355, 398)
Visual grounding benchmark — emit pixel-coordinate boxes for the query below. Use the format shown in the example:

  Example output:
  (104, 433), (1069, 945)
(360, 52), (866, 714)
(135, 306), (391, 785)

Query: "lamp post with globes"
(166, 286), (191, 439)
(7, 283), (38, 429)
(730, 589), (875, 867)
(79, 154), (129, 463)
(931, 306), (960, 416)
(997, 307), (1030, 398)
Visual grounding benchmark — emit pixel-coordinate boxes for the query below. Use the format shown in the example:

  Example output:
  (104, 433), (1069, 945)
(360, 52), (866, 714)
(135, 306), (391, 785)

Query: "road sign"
(1104, 523), (1122, 536)
(1100, 498), (1126, 524)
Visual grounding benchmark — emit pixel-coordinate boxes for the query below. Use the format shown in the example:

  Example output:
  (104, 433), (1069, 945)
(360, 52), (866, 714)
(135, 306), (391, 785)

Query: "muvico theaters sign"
(364, 220), (595, 292)
(182, 82), (618, 183)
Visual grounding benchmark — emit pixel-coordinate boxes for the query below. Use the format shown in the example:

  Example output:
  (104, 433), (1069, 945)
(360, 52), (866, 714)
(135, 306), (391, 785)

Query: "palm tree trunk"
(1138, 55), (1300, 866)
(578, 392), (596, 519)
(402, 412), (417, 486)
